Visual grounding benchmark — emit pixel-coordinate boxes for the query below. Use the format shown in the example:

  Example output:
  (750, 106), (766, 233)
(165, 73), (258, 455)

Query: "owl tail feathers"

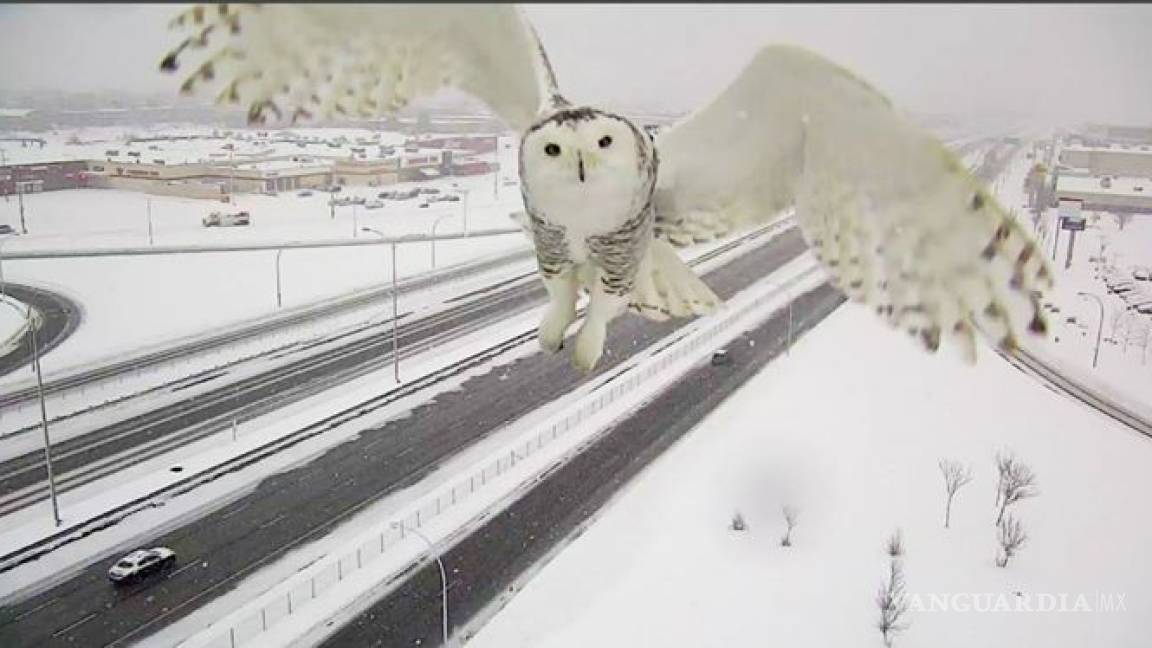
(629, 239), (723, 322)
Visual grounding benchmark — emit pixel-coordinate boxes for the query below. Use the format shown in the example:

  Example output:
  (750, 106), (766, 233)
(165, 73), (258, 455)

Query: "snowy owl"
(159, 4), (1052, 373)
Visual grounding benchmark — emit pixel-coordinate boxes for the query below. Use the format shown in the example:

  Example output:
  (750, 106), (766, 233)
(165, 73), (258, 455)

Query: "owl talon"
(538, 307), (575, 353)
(572, 322), (606, 373)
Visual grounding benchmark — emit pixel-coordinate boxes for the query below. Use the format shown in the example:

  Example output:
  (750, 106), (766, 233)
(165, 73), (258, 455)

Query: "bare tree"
(995, 454), (1038, 525)
(938, 459), (973, 528)
(730, 511), (747, 532)
(996, 514), (1028, 567)
(876, 559), (910, 647)
(780, 506), (798, 547)
(885, 528), (904, 558)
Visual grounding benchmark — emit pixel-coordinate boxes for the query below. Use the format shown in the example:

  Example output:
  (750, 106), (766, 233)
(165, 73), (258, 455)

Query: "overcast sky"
(0, 3), (1148, 125)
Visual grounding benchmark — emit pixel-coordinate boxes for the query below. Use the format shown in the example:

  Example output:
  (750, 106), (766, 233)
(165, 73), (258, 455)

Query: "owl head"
(519, 107), (653, 202)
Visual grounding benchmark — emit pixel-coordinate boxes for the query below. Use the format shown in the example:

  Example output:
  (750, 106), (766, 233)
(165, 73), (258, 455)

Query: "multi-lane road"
(0, 227), (773, 518)
(323, 283), (845, 648)
(0, 283), (79, 379)
(0, 224), (814, 647)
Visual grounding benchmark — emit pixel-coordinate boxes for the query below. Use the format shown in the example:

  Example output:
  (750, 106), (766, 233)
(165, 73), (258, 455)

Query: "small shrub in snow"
(938, 459), (973, 529)
(996, 514), (1028, 568)
(780, 506), (798, 547)
(730, 511), (747, 532)
(885, 529), (904, 558)
(994, 453), (1038, 525)
(876, 558), (909, 647)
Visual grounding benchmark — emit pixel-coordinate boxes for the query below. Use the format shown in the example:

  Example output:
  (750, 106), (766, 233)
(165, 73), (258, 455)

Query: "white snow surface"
(993, 145), (1151, 416)
(469, 298), (1152, 648)
(462, 140), (1152, 648)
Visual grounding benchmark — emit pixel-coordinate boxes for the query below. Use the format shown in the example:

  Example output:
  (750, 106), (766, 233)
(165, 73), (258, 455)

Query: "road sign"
(1061, 216), (1086, 231)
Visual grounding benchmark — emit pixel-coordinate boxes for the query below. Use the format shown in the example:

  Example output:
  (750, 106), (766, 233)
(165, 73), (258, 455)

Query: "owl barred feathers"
(654, 45), (1052, 363)
(156, 5), (1052, 371)
(159, 5), (550, 131)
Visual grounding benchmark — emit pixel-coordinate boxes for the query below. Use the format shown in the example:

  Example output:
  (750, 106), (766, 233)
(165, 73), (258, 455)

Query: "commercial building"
(1059, 145), (1152, 177)
(1055, 174), (1152, 213)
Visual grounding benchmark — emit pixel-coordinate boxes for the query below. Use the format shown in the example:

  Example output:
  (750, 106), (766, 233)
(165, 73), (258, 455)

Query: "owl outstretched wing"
(158, 4), (556, 132)
(652, 45), (1052, 361)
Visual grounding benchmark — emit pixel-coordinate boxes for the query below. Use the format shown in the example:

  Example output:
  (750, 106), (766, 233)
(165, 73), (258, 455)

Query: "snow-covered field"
(0, 130), (529, 379)
(462, 141), (1152, 647)
(991, 145), (1152, 416)
(470, 302), (1152, 648)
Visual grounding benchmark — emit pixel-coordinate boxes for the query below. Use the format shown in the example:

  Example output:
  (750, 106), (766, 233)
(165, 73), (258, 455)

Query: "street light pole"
(362, 227), (401, 383)
(392, 522), (448, 646)
(0, 297), (60, 526)
(275, 248), (285, 308)
(147, 197), (154, 246)
(429, 214), (453, 269)
(1077, 292), (1104, 368)
(18, 182), (27, 235)
(460, 189), (469, 236)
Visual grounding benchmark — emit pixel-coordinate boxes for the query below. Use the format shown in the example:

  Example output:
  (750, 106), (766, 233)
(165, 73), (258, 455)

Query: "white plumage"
(159, 4), (1052, 371)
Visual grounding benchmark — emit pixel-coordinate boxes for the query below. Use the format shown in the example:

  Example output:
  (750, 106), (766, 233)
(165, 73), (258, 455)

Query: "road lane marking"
(52, 611), (96, 637)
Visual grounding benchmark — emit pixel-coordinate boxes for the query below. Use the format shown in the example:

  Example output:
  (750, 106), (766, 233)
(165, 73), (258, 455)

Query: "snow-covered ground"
(0, 298), (27, 354)
(0, 130), (529, 378)
(469, 302), (1152, 648)
(462, 140), (1152, 647)
(990, 144), (1152, 416)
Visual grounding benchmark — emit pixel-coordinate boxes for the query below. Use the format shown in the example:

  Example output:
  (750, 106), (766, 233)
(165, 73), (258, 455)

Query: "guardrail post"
(230, 627), (236, 648)
(288, 591), (293, 615)
(262, 607), (267, 631)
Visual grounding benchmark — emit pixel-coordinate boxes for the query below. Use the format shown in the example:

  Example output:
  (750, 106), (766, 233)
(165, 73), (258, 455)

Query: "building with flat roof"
(1060, 145), (1152, 177)
(1055, 174), (1152, 213)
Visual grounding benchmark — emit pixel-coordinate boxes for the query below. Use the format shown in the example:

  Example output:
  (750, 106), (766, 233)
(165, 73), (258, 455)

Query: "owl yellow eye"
(598, 135), (612, 148)
(544, 143), (561, 157)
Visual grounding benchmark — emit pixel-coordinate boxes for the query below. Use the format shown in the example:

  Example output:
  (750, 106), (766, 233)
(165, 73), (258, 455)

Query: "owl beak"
(577, 151), (585, 183)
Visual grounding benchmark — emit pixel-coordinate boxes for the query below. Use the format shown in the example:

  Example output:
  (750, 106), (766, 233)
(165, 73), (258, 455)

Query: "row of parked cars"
(1104, 266), (1152, 314)
(318, 186), (463, 210)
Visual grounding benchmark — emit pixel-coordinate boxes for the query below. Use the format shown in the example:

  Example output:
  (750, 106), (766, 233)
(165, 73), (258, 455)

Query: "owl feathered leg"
(538, 266), (579, 353)
(573, 271), (628, 373)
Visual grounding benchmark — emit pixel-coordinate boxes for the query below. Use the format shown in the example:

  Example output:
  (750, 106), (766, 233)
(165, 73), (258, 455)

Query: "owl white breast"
(519, 107), (656, 263)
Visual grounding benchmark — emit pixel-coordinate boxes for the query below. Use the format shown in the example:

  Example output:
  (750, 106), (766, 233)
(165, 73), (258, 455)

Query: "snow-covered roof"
(1057, 175), (1152, 199)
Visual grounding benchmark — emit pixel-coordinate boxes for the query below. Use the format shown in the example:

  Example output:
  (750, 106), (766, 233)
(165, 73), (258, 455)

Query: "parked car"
(1133, 268), (1151, 281)
(108, 547), (176, 584)
(377, 191), (394, 199)
(365, 200), (384, 209)
(327, 185), (343, 193)
(330, 197), (353, 207)
(0, 224), (15, 235)
(441, 194), (461, 202)
(297, 190), (314, 197)
(418, 187), (441, 195)
(350, 196), (367, 205)
(711, 349), (733, 367)
(203, 211), (251, 227)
